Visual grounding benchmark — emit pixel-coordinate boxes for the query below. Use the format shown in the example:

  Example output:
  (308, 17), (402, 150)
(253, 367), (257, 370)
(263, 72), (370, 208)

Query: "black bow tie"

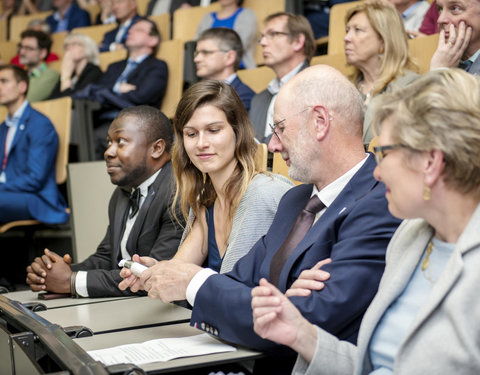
(129, 188), (141, 219)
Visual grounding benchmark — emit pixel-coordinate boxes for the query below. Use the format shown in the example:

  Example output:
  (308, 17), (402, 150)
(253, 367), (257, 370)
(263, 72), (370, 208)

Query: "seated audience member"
(146, 0), (199, 17)
(430, 0), (480, 74)
(99, 0), (141, 52)
(389, 0), (429, 32)
(0, 0), (19, 39)
(16, 0), (54, 13)
(249, 12), (315, 144)
(121, 81), (292, 279)
(195, 0), (257, 69)
(418, 0), (439, 35)
(26, 106), (184, 298)
(46, 0), (91, 32)
(50, 33), (103, 98)
(344, 0), (418, 145)
(119, 65), (401, 372)
(303, 0), (354, 39)
(94, 0), (116, 24)
(10, 20), (60, 67)
(195, 28), (255, 111)
(0, 65), (68, 224)
(18, 30), (60, 102)
(252, 68), (480, 375)
(73, 18), (168, 159)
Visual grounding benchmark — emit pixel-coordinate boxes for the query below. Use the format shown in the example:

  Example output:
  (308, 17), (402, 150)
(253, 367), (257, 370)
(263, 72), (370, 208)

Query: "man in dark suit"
(430, 0), (480, 74)
(249, 12), (316, 144)
(74, 18), (168, 159)
(26, 106), (184, 298)
(99, 0), (141, 52)
(0, 64), (68, 225)
(195, 27), (255, 111)
(46, 0), (91, 32)
(119, 65), (401, 372)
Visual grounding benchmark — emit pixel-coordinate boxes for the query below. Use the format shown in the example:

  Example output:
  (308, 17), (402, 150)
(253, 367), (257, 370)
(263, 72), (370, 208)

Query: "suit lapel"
(7, 104), (31, 155)
(112, 189), (130, 260)
(277, 155), (378, 289)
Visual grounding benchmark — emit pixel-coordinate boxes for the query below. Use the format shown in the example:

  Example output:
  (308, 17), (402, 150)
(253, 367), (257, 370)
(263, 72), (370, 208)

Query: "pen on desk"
(118, 259), (148, 276)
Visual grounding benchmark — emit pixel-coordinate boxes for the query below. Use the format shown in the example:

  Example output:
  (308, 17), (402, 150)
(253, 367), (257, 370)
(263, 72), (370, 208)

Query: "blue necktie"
(459, 60), (473, 72)
(113, 60), (138, 93)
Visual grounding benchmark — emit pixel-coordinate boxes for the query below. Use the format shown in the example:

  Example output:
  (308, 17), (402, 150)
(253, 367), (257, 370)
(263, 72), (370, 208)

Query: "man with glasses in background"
(194, 27), (255, 111)
(249, 12), (316, 144)
(119, 65), (401, 374)
(18, 30), (59, 102)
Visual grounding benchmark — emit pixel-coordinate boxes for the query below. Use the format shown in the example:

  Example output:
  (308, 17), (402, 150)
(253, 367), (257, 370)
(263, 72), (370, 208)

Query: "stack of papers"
(88, 333), (237, 366)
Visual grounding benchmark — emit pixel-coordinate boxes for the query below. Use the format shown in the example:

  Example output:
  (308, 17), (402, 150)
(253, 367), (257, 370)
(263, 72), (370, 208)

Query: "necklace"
(421, 237), (434, 271)
(358, 80), (373, 104)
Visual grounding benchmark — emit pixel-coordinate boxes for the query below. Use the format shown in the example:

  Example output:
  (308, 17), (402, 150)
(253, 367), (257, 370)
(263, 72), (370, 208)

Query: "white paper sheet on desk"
(87, 333), (237, 366)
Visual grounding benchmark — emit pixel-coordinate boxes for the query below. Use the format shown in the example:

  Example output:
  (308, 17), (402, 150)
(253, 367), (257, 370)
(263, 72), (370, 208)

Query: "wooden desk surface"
(75, 322), (262, 373)
(36, 297), (191, 334)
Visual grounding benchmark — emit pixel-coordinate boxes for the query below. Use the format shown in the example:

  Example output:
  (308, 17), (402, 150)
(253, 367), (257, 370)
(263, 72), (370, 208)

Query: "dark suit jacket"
(46, 4), (91, 32)
(99, 14), (142, 52)
(230, 76), (255, 112)
(191, 155), (401, 351)
(50, 63), (103, 99)
(248, 61), (309, 143)
(71, 162), (184, 297)
(0, 103), (69, 224)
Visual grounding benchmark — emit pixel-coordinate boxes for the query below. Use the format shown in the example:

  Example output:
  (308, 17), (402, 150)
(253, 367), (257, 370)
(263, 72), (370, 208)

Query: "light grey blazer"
(293, 202), (480, 375)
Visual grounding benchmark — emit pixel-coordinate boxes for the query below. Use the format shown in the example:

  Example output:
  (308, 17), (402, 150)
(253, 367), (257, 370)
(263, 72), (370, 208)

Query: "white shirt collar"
(267, 61), (306, 95)
(134, 168), (161, 198)
(224, 73), (237, 84)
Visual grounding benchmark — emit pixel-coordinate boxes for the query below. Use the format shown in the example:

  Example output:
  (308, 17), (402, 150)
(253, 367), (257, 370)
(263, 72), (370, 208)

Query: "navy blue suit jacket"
(75, 55), (168, 110)
(230, 76), (255, 112)
(46, 4), (91, 32)
(99, 14), (142, 52)
(191, 155), (401, 351)
(0, 103), (69, 224)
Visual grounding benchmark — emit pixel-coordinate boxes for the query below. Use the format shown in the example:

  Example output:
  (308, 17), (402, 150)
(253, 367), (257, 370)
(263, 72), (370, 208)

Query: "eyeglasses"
(257, 30), (290, 44)
(269, 107), (312, 140)
(373, 144), (406, 164)
(17, 44), (39, 52)
(193, 49), (228, 58)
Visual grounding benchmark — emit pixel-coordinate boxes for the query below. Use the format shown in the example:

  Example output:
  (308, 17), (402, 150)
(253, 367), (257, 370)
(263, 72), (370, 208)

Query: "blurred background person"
(195, 0), (257, 69)
(343, 0), (418, 145)
(388, 0), (430, 33)
(18, 29), (59, 102)
(46, 0), (91, 32)
(50, 33), (102, 98)
(251, 68), (480, 375)
(10, 19), (59, 67)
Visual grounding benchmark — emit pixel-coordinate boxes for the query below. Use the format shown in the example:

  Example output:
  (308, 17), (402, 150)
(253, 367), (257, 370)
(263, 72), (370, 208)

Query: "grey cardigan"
(195, 7), (257, 69)
(293, 202), (480, 375)
(181, 173), (293, 273)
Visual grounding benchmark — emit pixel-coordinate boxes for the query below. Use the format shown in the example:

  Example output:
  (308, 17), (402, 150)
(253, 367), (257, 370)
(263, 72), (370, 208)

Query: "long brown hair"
(171, 80), (257, 226)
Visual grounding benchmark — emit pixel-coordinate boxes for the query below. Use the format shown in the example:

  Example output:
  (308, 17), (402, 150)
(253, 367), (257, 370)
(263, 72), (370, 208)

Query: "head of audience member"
(268, 64), (365, 189)
(195, 28), (243, 80)
(344, 0), (413, 98)
(436, 0), (480, 59)
(0, 65), (29, 114)
(27, 19), (52, 34)
(125, 18), (161, 57)
(105, 105), (172, 191)
(172, 80), (257, 222)
(52, 0), (73, 12)
(258, 12), (315, 79)
(112, 0), (137, 23)
(63, 33), (100, 66)
(372, 68), (480, 221)
(18, 30), (52, 71)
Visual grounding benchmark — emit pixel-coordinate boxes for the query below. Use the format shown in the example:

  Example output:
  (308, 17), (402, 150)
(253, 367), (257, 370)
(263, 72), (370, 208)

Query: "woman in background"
(195, 0), (257, 69)
(343, 0), (418, 145)
(50, 33), (102, 98)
